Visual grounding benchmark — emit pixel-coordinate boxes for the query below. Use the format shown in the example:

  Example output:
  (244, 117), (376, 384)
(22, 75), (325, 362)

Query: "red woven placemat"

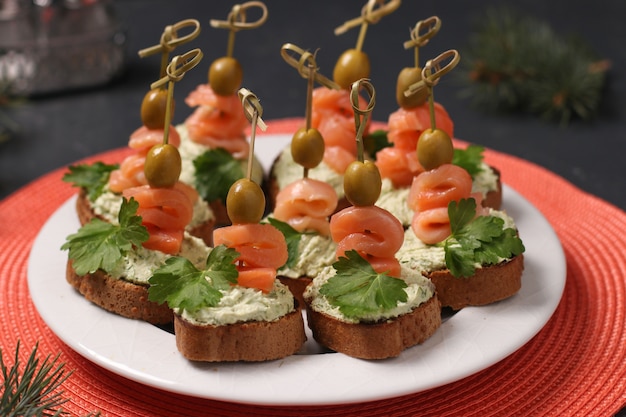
(1, 119), (625, 416)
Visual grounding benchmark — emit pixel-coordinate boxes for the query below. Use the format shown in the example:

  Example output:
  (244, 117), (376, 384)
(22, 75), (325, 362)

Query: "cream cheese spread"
(175, 123), (263, 187)
(277, 233), (337, 279)
(177, 280), (295, 326)
(108, 233), (210, 284)
(396, 208), (518, 275)
(272, 146), (345, 198)
(304, 264), (435, 324)
(472, 163), (499, 196)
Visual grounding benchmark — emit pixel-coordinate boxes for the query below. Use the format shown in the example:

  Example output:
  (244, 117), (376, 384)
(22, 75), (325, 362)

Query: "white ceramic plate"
(28, 134), (566, 406)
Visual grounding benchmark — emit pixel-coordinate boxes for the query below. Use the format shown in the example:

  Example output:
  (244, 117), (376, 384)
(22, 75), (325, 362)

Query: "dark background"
(1, 0), (625, 215)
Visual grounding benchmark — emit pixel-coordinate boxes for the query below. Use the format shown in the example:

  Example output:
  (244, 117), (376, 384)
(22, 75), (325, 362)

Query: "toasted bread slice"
(428, 254), (524, 310)
(277, 276), (311, 307)
(304, 295), (441, 360)
(482, 167), (502, 210)
(173, 305), (306, 362)
(65, 260), (173, 324)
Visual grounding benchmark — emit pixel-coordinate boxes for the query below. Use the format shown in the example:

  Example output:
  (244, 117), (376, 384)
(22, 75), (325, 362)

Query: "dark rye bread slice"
(277, 276), (311, 308)
(304, 295), (441, 360)
(482, 167), (502, 210)
(173, 305), (306, 362)
(75, 188), (215, 246)
(427, 254), (524, 310)
(66, 260), (173, 324)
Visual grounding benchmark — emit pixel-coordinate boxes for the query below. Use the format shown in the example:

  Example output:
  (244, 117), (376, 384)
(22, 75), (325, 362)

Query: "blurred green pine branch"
(0, 341), (100, 417)
(458, 7), (610, 125)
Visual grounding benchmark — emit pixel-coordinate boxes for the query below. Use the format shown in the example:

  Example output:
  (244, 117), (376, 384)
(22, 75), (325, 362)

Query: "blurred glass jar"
(0, 0), (126, 96)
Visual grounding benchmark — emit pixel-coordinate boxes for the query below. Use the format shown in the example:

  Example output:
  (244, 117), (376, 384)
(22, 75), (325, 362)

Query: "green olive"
(343, 160), (381, 206)
(141, 88), (172, 130)
(144, 143), (182, 188)
(396, 66), (429, 109)
(291, 127), (325, 169)
(226, 178), (266, 224)
(209, 56), (243, 96)
(417, 128), (454, 171)
(333, 49), (371, 90)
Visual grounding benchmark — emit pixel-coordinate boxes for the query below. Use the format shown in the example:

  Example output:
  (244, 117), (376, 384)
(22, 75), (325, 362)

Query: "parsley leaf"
(62, 162), (118, 201)
(444, 198), (525, 277)
(452, 144), (485, 177)
(148, 245), (239, 312)
(266, 217), (303, 269)
(364, 129), (392, 156)
(320, 250), (408, 319)
(61, 197), (149, 276)
(193, 148), (245, 203)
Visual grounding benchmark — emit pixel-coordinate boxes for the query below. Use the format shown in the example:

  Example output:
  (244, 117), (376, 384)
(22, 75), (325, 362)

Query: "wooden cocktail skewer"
(396, 16), (442, 108)
(225, 88), (267, 225)
(343, 79), (380, 207)
(408, 50), (460, 171)
(332, 0), (401, 89)
(208, 1), (268, 96)
(138, 19), (201, 78)
(143, 49), (203, 188)
(280, 43), (339, 178)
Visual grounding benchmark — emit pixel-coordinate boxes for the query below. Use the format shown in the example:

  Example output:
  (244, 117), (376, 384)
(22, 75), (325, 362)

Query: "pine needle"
(458, 7), (609, 124)
(0, 341), (100, 417)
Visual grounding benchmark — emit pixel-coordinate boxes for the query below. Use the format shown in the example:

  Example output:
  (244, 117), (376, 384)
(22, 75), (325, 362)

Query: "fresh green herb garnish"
(266, 217), (305, 269)
(62, 162), (118, 201)
(452, 144), (485, 177)
(61, 197), (149, 276)
(363, 129), (392, 156)
(148, 245), (239, 312)
(443, 198), (525, 277)
(193, 148), (245, 202)
(320, 250), (408, 319)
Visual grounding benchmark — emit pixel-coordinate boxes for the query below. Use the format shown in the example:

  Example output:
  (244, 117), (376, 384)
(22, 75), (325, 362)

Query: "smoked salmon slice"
(108, 124), (182, 193)
(184, 84), (249, 158)
(408, 163), (473, 213)
(311, 87), (371, 173)
(123, 182), (195, 254)
(330, 205), (404, 277)
(387, 102), (454, 149)
(128, 125), (181, 152)
(408, 164), (473, 244)
(411, 207), (452, 245)
(273, 177), (338, 236)
(375, 147), (424, 188)
(236, 267), (277, 293)
(213, 223), (289, 293)
(213, 223), (289, 270)
(377, 102), (454, 186)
